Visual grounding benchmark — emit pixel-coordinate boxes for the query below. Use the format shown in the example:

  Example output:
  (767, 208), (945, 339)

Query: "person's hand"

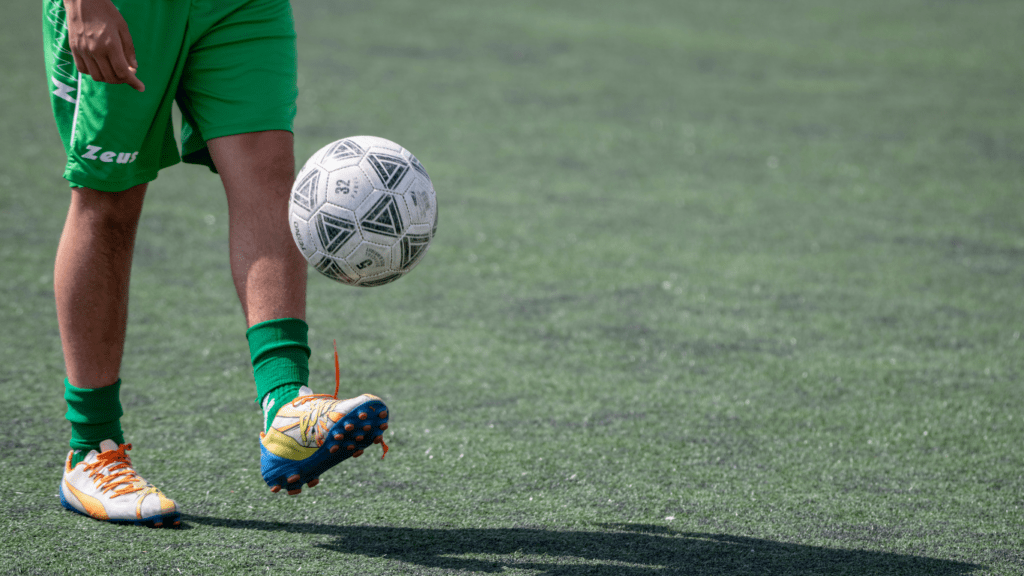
(63, 0), (145, 92)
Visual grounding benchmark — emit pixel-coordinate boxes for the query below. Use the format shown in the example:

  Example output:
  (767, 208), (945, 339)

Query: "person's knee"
(211, 131), (295, 200)
(69, 184), (147, 234)
(255, 155), (295, 198)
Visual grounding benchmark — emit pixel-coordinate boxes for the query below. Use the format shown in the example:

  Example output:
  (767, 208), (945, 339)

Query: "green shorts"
(42, 0), (298, 192)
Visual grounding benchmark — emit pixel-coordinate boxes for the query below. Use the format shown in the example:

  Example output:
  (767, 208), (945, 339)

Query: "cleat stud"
(153, 522), (162, 528)
(270, 485), (281, 493)
(173, 521), (181, 527)
(307, 478), (320, 488)
(358, 412), (368, 420)
(330, 445), (340, 453)
(379, 410), (388, 418)
(287, 488), (302, 495)
(353, 450), (364, 458)
(373, 436), (382, 444)
(347, 444), (356, 451)
(287, 474), (301, 484)
(344, 424), (355, 432)
(380, 423), (389, 431)
(356, 435), (364, 441)
(334, 433), (343, 440)
(363, 425), (372, 432)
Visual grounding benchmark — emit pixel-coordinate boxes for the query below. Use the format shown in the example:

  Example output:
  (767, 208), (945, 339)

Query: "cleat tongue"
(99, 439), (119, 452)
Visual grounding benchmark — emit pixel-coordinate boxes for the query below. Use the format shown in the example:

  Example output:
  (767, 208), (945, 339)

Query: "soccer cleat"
(259, 341), (389, 494)
(260, 388), (389, 493)
(59, 440), (180, 527)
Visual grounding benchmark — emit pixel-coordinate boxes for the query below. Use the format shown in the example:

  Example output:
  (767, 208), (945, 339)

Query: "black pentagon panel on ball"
(292, 169), (319, 213)
(366, 152), (409, 190)
(360, 194), (405, 238)
(313, 256), (355, 284)
(326, 139), (365, 163)
(359, 273), (403, 287)
(315, 211), (358, 254)
(400, 233), (431, 270)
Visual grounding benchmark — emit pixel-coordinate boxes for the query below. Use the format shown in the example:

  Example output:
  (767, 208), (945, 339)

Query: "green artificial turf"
(2, 0), (1023, 574)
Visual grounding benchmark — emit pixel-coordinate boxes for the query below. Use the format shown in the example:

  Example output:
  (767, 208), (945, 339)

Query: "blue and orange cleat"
(260, 343), (389, 494)
(59, 440), (181, 527)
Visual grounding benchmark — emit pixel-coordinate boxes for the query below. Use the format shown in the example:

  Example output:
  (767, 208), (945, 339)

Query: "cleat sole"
(60, 488), (181, 528)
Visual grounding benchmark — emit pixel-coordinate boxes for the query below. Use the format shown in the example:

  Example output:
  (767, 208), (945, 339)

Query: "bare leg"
(207, 130), (306, 326)
(55, 184), (147, 389)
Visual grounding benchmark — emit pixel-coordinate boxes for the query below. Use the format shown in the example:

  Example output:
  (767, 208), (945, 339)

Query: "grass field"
(2, 0), (1024, 574)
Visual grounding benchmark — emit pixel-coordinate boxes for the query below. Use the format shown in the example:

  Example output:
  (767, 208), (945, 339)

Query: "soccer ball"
(288, 136), (437, 287)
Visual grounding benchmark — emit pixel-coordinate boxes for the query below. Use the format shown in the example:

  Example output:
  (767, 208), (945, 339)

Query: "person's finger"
(119, 25), (140, 72)
(124, 68), (145, 92)
(70, 51), (89, 78)
(109, 45), (145, 92)
(91, 54), (118, 84)
(79, 53), (102, 82)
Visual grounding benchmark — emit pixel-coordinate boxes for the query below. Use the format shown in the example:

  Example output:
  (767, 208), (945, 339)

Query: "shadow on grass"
(183, 515), (979, 575)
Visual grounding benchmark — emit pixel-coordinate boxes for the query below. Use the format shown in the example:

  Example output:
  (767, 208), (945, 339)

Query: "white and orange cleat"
(59, 439), (180, 528)
(259, 342), (390, 495)
(260, 387), (389, 495)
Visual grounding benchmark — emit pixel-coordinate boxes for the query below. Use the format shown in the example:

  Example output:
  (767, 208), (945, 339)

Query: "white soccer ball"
(288, 136), (437, 287)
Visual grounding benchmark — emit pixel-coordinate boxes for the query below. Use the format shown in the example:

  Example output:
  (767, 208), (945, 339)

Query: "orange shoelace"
(290, 340), (389, 458)
(84, 444), (146, 495)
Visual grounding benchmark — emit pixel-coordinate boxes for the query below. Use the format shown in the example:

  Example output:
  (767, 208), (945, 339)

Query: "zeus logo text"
(82, 145), (139, 164)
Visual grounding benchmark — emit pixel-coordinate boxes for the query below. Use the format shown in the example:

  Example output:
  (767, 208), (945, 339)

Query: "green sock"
(247, 318), (310, 432)
(64, 379), (125, 467)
